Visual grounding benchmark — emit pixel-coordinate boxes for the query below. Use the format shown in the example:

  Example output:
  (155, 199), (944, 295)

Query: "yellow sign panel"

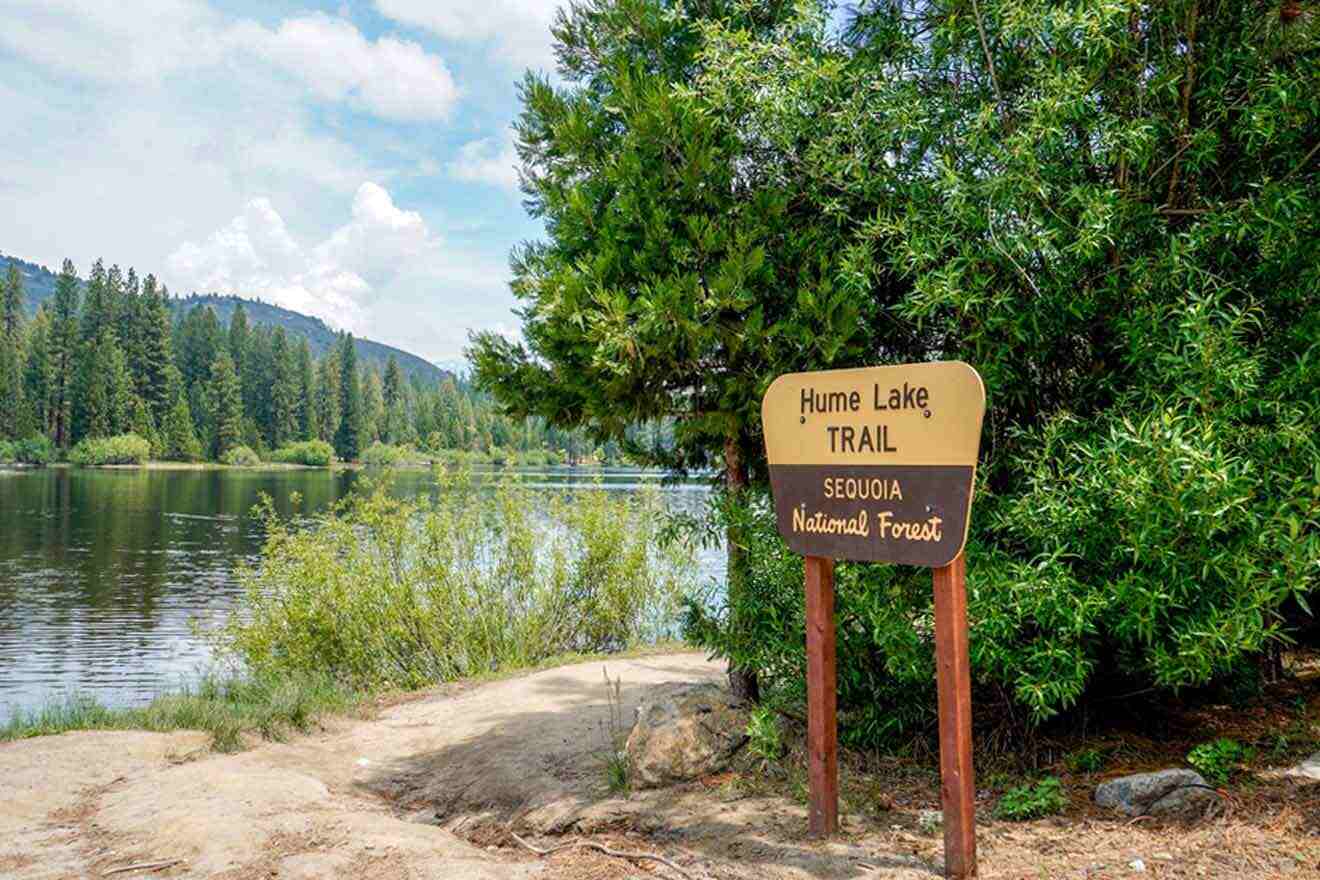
(761, 362), (985, 566)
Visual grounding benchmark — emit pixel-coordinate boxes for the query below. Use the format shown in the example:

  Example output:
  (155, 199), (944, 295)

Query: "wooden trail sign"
(761, 361), (986, 879)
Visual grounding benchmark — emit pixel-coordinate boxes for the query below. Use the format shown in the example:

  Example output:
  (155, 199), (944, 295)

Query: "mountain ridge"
(1, 252), (449, 384)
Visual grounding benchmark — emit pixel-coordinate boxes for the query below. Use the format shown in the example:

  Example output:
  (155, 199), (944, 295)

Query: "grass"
(0, 672), (360, 752)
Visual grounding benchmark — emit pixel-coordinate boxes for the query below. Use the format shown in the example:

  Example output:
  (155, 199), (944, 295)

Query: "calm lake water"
(0, 465), (718, 717)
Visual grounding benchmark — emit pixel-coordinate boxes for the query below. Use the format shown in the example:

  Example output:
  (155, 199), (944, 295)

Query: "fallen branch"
(511, 831), (694, 880)
(102, 859), (183, 876)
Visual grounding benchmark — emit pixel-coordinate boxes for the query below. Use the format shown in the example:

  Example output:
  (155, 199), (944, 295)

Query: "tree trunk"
(724, 436), (760, 704)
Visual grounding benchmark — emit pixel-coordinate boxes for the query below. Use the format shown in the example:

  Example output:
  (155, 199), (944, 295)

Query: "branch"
(970, 0), (1002, 104)
(511, 832), (696, 879)
(103, 860), (183, 876)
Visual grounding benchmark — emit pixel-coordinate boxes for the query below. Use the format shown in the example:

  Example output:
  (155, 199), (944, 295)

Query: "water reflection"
(0, 466), (718, 715)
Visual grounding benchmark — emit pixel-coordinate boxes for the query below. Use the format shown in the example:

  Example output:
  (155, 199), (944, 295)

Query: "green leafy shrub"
(12, 435), (55, 465)
(0, 440), (12, 462)
(215, 469), (694, 689)
(1066, 748), (1105, 775)
(1187, 738), (1251, 786)
(68, 433), (152, 466)
(994, 777), (1068, 821)
(268, 440), (335, 467)
(360, 442), (412, 467)
(220, 445), (261, 467)
(746, 706), (783, 765)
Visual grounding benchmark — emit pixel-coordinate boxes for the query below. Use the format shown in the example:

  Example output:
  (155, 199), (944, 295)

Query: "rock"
(1094, 769), (1217, 817)
(1129, 858), (1147, 872)
(1286, 753), (1320, 782)
(625, 684), (749, 789)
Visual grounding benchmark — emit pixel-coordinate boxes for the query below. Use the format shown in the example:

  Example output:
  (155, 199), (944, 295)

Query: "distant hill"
(1, 253), (449, 384)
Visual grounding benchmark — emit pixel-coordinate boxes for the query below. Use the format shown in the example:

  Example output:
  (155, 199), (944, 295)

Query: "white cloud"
(0, 0), (224, 85)
(374, 0), (564, 69)
(0, 2), (459, 123)
(448, 135), (520, 191)
(166, 183), (433, 334)
(241, 14), (460, 122)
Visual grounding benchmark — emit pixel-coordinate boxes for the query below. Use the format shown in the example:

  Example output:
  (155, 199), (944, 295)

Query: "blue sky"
(0, 0), (566, 365)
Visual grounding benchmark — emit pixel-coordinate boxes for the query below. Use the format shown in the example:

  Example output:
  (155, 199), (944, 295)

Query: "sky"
(0, 0), (566, 368)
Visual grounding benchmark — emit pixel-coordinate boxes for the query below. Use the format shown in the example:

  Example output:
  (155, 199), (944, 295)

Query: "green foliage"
(220, 445), (261, 467)
(334, 333), (364, 461)
(215, 469), (695, 689)
(269, 439), (335, 467)
(746, 705), (784, 765)
(653, 0), (1320, 735)
(1066, 748), (1106, 775)
(1187, 738), (1252, 786)
(360, 441), (414, 468)
(161, 388), (203, 461)
(68, 433), (151, 466)
(207, 351), (243, 458)
(11, 435), (54, 465)
(994, 777), (1068, 821)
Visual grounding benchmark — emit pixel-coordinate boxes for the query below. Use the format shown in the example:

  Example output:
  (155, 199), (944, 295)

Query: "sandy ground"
(2, 652), (1318, 879)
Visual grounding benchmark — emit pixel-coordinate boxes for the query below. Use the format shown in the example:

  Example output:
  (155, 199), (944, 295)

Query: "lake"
(0, 465), (719, 717)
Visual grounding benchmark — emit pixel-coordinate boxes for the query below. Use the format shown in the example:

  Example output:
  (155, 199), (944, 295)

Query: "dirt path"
(4, 653), (1317, 879)
(0, 653), (736, 879)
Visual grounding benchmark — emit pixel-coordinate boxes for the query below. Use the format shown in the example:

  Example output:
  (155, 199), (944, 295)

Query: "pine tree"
(227, 302), (249, 367)
(119, 268), (147, 396)
(0, 264), (24, 438)
(269, 328), (299, 448)
(361, 367), (384, 445)
(80, 260), (111, 344)
(177, 305), (222, 391)
(334, 334), (363, 460)
(161, 368), (201, 461)
(73, 328), (131, 441)
(49, 260), (81, 447)
(127, 394), (159, 453)
(139, 276), (174, 425)
(381, 355), (405, 444)
(206, 351), (243, 458)
(295, 338), (315, 441)
(315, 351), (340, 444)
(22, 307), (52, 438)
(2, 262), (21, 339)
(243, 326), (275, 444)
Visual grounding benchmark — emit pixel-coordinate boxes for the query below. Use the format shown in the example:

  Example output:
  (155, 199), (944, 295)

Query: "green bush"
(1066, 748), (1106, 775)
(994, 777), (1068, 821)
(215, 468), (695, 689)
(0, 440), (12, 462)
(1187, 738), (1252, 786)
(12, 435), (55, 465)
(220, 445), (261, 467)
(360, 442), (412, 467)
(268, 440), (335, 467)
(68, 433), (152, 466)
(746, 706), (783, 765)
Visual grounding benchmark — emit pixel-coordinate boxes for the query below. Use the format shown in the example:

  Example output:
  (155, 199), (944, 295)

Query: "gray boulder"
(1287, 753), (1320, 782)
(625, 683), (749, 789)
(1094, 769), (1217, 817)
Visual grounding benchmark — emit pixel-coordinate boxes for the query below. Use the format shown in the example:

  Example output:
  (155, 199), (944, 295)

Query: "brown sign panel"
(762, 362), (985, 567)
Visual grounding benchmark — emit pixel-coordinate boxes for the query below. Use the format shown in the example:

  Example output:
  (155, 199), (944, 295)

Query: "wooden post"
(932, 553), (977, 878)
(804, 555), (839, 837)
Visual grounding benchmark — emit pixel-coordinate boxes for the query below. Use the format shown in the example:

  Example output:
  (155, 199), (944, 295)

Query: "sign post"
(761, 362), (985, 878)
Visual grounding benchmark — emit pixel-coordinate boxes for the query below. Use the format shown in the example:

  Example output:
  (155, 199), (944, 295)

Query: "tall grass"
(0, 672), (358, 751)
(216, 468), (695, 689)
